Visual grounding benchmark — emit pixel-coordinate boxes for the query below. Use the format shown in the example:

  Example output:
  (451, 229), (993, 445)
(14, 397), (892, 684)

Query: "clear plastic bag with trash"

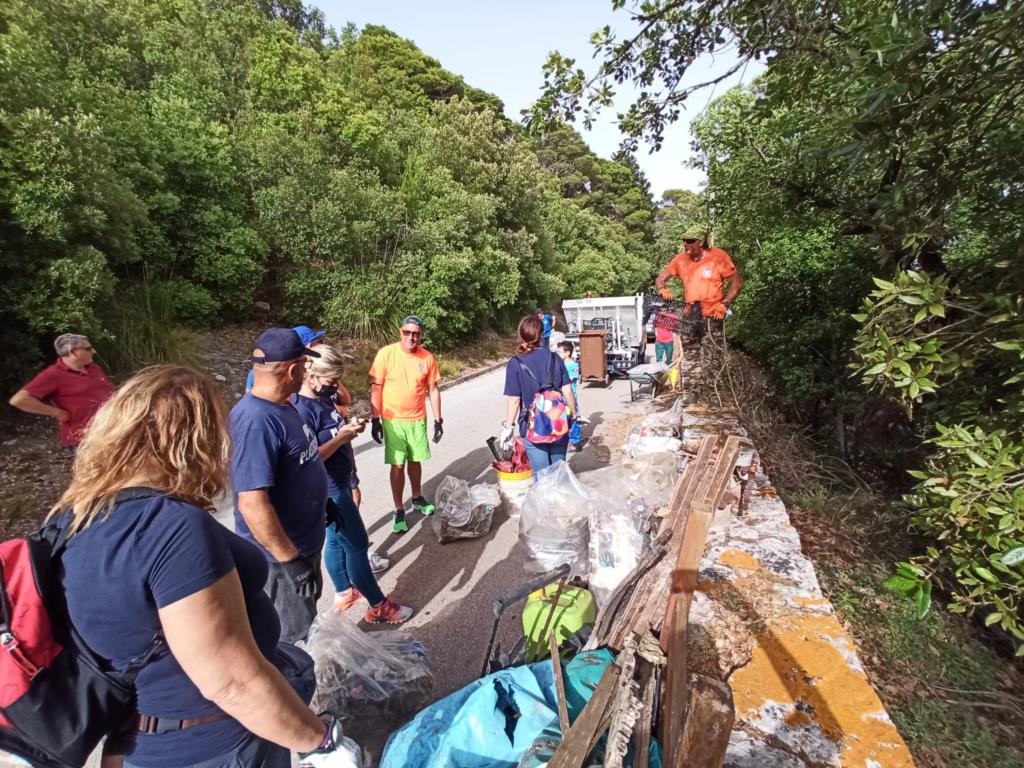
(519, 461), (590, 575)
(579, 468), (655, 609)
(433, 475), (501, 543)
(305, 611), (433, 746)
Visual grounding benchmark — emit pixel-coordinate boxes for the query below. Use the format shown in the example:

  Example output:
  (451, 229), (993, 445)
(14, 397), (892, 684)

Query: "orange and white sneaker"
(333, 587), (362, 612)
(364, 596), (414, 625)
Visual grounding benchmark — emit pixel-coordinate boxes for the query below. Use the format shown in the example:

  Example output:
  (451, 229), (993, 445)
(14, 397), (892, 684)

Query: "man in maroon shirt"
(9, 333), (116, 448)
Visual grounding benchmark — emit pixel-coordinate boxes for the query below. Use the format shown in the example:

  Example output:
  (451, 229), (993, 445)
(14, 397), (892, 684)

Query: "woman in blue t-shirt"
(293, 344), (413, 625)
(51, 366), (358, 768)
(500, 315), (579, 473)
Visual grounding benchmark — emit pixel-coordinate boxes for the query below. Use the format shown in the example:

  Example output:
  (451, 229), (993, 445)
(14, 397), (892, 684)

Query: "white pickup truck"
(560, 294), (648, 375)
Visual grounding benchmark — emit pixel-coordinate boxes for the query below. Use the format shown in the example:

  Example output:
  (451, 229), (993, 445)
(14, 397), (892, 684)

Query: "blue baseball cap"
(292, 325), (327, 346)
(251, 328), (320, 363)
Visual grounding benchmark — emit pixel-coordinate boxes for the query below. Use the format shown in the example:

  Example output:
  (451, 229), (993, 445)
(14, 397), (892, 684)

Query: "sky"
(315, 1), (763, 197)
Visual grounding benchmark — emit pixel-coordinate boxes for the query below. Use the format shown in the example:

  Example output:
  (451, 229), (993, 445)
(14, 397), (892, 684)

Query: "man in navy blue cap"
(245, 324), (327, 392)
(230, 328), (329, 642)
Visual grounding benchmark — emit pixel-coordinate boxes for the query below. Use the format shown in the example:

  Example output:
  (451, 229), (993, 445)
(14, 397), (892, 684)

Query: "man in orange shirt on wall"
(654, 226), (743, 404)
(369, 315), (443, 534)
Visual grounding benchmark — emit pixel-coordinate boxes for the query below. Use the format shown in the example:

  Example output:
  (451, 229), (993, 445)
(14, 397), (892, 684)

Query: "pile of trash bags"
(518, 430), (685, 607)
(433, 475), (501, 543)
(305, 611), (434, 746)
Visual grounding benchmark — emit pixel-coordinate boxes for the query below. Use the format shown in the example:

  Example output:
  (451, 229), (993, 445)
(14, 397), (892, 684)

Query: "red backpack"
(1, 498), (164, 767)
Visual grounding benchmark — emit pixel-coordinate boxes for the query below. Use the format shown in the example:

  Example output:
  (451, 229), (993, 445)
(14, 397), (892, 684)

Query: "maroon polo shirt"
(22, 359), (116, 447)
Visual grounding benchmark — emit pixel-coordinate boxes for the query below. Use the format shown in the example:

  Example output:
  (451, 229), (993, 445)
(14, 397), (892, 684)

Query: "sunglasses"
(75, 346), (95, 352)
(401, 330), (422, 338)
(683, 238), (699, 244)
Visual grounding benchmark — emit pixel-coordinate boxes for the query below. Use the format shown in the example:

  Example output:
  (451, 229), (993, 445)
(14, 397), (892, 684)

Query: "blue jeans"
(324, 487), (386, 606)
(523, 438), (569, 475)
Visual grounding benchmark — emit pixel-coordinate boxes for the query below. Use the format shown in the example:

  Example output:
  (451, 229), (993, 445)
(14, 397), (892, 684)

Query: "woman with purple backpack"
(499, 315), (579, 473)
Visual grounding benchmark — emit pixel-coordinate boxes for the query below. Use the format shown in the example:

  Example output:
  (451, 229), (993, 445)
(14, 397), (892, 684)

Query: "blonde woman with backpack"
(50, 365), (359, 768)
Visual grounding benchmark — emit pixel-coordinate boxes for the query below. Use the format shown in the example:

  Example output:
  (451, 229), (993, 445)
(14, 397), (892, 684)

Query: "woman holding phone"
(292, 344), (413, 624)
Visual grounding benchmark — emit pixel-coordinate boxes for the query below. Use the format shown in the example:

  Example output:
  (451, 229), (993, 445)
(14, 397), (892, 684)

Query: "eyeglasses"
(683, 238), (698, 244)
(400, 330), (422, 338)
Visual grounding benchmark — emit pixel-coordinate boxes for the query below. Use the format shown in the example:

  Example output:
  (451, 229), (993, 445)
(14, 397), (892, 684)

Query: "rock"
(213, 374), (226, 382)
(252, 301), (271, 315)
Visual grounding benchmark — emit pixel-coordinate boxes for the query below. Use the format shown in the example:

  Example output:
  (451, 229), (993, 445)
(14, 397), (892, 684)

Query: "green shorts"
(383, 418), (431, 465)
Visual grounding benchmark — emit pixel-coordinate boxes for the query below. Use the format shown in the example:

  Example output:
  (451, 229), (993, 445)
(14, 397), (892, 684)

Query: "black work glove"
(371, 417), (384, 444)
(279, 554), (322, 599)
(433, 418), (444, 443)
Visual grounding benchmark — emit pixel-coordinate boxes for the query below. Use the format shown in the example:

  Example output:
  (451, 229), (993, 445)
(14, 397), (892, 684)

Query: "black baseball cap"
(251, 328), (321, 363)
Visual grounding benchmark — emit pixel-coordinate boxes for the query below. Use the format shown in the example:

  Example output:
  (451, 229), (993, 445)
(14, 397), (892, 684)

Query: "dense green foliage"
(534, 0), (1024, 649)
(0, 0), (659, 390)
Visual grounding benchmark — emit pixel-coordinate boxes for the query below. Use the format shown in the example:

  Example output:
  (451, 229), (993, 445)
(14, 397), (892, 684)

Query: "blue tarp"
(380, 650), (615, 768)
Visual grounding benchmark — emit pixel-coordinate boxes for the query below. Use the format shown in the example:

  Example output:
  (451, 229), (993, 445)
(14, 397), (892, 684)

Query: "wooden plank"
(632, 662), (657, 768)
(550, 632), (571, 735)
(673, 675), (735, 768)
(547, 664), (621, 768)
(663, 499), (714, 765)
(603, 645), (640, 768)
(661, 590), (692, 763)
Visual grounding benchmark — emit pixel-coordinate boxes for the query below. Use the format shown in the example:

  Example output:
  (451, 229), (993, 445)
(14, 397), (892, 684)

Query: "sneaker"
(364, 596), (414, 625)
(369, 551), (390, 573)
(333, 587), (362, 612)
(568, 442), (581, 453)
(392, 508), (409, 534)
(411, 495), (435, 516)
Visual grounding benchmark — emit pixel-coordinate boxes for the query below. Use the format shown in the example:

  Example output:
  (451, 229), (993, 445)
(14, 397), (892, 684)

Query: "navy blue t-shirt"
(292, 392), (353, 496)
(59, 495), (283, 766)
(503, 348), (571, 437)
(230, 393), (327, 559)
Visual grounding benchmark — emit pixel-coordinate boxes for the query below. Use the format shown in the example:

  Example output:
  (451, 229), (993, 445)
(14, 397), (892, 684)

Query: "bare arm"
(655, 265), (675, 291)
(505, 396), (520, 428)
(9, 389), (67, 421)
(428, 382), (441, 421)
(336, 383), (352, 407)
(561, 384), (579, 418)
(369, 380), (383, 418)
(236, 490), (299, 562)
(158, 571), (323, 752)
(724, 269), (744, 305)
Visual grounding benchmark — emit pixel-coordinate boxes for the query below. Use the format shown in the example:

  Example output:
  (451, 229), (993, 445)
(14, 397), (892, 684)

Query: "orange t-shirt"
(664, 247), (737, 313)
(369, 343), (440, 421)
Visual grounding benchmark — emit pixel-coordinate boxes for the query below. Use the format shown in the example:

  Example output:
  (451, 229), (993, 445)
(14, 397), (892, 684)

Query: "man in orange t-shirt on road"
(655, 226), (743, 404)
(369, 315), (443, 533)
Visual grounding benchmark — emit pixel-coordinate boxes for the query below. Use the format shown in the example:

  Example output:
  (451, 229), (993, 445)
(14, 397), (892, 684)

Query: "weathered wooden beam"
(663, 498), (714, 765)
(673, 675), (735, 768)
(550, 632), (571, 736)
(632, 662), (657, 768)
(547, 664), (621, 768)
(603, 644), (640, 768)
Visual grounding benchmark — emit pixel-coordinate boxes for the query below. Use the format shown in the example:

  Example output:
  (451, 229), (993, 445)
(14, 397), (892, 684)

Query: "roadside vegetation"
(534, 0), (1024, 659)
(0, 0), (670, 392)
